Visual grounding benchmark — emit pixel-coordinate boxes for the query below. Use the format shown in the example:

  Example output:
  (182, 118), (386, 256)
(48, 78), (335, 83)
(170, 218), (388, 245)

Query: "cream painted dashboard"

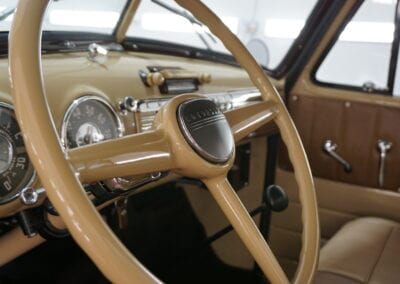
(0, 50), (262, 217)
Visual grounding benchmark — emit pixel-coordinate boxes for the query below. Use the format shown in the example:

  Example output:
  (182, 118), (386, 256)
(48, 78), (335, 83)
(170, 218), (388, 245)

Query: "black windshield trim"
(0, 31), (115, 56)
(122, 37), (245, 70)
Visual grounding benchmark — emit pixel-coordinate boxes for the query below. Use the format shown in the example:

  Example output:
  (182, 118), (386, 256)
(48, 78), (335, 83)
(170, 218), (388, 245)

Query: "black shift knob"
(265, 185), (289, 212)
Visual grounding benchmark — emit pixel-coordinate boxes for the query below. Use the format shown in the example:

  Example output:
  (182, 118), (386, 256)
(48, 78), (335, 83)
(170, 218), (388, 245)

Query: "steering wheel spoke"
(224, 101), (278, 142)
(202, 176), (289, 283)
(68, 129), (174, 183)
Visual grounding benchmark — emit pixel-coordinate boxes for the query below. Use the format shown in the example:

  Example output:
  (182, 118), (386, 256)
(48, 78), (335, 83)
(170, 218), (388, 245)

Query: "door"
(282, 0), (400, 191)
(270, 0), (400, 278)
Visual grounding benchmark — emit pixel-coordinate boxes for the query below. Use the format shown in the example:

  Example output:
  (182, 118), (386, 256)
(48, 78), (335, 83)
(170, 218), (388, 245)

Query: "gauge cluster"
(0, 90), (260, 206)
(0, 104), (35, 204)
(0, 96), (125, 206)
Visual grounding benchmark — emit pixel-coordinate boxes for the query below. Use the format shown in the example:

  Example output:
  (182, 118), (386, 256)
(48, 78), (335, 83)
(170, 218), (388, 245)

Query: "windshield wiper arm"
(151, 0), (217, 50)
(0, 7), (15, 22)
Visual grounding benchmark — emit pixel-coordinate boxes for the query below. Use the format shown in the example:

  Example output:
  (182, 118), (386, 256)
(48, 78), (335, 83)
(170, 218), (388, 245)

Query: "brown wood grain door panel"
(280, 94), (400, 191)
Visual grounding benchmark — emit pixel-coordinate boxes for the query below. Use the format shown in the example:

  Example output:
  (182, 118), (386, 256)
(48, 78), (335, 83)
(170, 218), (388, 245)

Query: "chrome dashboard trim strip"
(135, 89), (261, 132)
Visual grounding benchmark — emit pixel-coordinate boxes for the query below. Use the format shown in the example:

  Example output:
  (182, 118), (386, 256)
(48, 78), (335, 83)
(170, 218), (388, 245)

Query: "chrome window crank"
(323, 140), (352, 173)
(377, 140), (392, 188)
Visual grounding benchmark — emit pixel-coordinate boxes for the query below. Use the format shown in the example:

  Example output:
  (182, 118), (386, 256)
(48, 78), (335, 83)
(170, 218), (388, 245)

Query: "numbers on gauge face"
(63, 97), (123, 150)
(0, 105), (34, 202)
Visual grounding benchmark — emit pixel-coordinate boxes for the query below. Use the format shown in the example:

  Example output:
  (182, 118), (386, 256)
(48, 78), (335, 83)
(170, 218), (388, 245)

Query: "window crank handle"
(377, 140), (392, 188)
(323, 140), (352, 173)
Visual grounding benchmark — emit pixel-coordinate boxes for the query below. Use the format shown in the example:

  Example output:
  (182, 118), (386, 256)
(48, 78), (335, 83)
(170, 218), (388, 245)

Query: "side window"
(315, 0), (397, 93)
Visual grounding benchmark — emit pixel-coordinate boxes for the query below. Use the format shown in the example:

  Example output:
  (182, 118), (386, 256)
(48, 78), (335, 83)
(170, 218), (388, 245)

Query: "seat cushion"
(317, 217), (400, 284)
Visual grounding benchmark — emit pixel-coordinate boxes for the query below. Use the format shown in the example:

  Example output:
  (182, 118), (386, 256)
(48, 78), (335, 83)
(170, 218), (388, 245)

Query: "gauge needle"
(83, 125), (93, 145)
(83, 124), (104, 144)
(87, 125), (93, 144)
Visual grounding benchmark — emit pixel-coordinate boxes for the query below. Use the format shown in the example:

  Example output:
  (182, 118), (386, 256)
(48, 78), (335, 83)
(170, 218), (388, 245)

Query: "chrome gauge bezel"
(0, 102), (36, 205)
(61, 95), (125, 150)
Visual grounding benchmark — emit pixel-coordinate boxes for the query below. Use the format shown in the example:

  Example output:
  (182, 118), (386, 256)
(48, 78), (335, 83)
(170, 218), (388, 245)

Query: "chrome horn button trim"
(177, 98), (234, 164)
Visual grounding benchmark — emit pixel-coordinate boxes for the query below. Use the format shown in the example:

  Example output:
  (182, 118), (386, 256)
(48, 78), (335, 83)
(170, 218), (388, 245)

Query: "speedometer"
(0, 103), (35, 203)
(61, 96), (124, 149)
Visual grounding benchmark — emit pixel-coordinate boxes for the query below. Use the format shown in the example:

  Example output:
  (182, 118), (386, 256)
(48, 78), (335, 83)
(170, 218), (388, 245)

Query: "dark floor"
(0, 184), (264, 283)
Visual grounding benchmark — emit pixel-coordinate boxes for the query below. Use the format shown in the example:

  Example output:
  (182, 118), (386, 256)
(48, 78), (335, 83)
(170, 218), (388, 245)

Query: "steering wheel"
(9, 0), (319, 283)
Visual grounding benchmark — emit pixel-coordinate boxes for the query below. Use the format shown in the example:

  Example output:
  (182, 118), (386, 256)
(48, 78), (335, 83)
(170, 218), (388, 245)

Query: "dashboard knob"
(20, 187), (44, 205)
(118, 96), (138, 113)
(199, 73), (212, 84)
(146, 72), (165, 87)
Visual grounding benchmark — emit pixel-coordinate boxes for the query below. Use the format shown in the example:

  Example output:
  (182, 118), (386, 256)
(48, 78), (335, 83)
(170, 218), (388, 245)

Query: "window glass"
(315, 0), (396, 92)
(0, 0), (127, 34)
(127, 0), (318, 69)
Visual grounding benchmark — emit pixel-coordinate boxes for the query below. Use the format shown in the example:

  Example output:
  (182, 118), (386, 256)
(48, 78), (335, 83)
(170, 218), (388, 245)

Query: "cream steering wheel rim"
(9, 0), (319, 283)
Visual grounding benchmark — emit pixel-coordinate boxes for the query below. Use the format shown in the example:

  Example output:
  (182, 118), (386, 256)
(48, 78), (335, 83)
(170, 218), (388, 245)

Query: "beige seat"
(315, 217), (400, 284)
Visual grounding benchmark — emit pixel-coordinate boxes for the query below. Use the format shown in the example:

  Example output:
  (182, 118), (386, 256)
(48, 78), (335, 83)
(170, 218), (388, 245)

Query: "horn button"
(177, 98), (234, 164)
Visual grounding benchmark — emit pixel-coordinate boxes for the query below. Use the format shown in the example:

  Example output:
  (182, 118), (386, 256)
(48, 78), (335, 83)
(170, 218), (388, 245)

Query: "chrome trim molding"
(135, 89), (261, 132)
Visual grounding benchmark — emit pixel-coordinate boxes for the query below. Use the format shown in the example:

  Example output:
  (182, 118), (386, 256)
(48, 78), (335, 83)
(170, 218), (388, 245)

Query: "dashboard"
(0, 48), (266, 217)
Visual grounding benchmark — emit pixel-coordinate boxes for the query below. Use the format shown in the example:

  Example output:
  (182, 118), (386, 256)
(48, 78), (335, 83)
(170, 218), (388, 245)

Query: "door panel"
(280, 95), (400, 191)
(270, 0), (400, 278)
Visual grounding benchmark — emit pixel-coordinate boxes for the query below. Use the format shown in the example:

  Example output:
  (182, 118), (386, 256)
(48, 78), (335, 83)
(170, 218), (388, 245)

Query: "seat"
(315, 217), (400, 284)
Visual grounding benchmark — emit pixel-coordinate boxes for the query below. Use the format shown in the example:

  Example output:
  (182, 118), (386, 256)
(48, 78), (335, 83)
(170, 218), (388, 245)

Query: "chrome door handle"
(377, 140), (392, 188)
(323, 140), (352, 173)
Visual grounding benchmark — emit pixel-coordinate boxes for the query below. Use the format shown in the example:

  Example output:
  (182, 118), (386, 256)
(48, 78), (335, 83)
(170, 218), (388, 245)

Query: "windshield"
(127, 0), (318, 69)
(0, 0), (127, 34)
(0, 0), (318, 70)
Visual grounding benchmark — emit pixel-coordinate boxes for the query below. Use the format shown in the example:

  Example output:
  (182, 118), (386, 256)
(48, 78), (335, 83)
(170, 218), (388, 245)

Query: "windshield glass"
(127, 0), (318, 69)
(0, 0), (127, 34)
(0, 0), (318, 70)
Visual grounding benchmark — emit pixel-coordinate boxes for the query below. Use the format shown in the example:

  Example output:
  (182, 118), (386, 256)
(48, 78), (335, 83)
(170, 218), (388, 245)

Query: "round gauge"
(61, 96), (124, 149)
(0, 104), (35, 203)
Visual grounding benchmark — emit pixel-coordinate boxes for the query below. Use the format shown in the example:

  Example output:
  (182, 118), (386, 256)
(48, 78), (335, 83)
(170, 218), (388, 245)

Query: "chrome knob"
(20, 188), (38, 205)
(20, 187), (45, 205)
(118, 96), (139, 113)
(87, 43), (108, 61)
